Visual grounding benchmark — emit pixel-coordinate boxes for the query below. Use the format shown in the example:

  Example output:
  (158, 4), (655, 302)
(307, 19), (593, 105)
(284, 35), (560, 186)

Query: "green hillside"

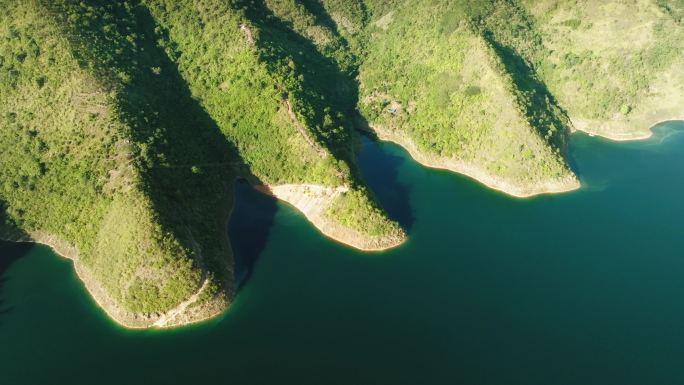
(351, 0), (682, 188)
(525, 0), (684, 139)
(0, 0), (405, 327)
(356, 1), (578, 196)
(0, 0), (233, 327)
(143, 0), (405, 247)
(1, 0), (681, 328)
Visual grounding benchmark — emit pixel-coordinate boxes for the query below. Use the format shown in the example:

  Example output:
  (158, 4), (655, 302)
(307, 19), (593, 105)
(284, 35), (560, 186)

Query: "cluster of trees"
(146, 0), (342, 186)
(0, 0), (236, 317)
(2, 0), (406, 318)
(327, 188), (403, 239)
(1, 0), (114, 256)
(516, 0), (684, 123)
(356, 0), (573, 185)
(353, 0), (683, 184)
(146, 0), (402, 238)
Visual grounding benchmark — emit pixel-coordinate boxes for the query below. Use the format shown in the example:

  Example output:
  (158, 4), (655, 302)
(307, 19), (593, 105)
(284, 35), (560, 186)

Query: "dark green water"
(1, 122), (684, 385)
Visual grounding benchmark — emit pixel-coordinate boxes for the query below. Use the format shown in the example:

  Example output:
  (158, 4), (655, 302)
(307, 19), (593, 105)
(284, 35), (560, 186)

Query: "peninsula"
(1, 0), (681, 328)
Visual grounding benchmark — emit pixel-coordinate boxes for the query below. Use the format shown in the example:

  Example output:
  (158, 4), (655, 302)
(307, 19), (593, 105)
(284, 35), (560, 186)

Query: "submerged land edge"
(2, 117), (681, 328)
(366, 116), (684, 198)
(0, 213), (234, 330)
(256, 184), (407, 252)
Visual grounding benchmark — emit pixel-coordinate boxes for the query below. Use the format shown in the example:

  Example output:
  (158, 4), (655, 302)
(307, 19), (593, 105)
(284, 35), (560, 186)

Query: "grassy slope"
(523, 0), (684, 139)
(143, 0), (404, 246)
(0, 0), (404, 331)
(356, 0), (577, 195)
(2, 0), (680, 326)
(0, 0), (232, 327)
(353, 0), (682, 191)
(251, 0), (405, 239)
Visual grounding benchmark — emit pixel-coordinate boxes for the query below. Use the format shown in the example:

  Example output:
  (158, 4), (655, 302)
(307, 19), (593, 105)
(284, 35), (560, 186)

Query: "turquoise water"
(1, 122), (683, 385)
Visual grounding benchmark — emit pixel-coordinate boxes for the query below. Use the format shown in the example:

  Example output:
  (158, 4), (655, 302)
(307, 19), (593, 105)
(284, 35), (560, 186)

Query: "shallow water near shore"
(1, 122), (684, 385)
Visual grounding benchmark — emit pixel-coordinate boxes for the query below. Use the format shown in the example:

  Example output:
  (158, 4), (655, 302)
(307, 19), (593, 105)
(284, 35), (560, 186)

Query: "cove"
(1, 122), (683, 385)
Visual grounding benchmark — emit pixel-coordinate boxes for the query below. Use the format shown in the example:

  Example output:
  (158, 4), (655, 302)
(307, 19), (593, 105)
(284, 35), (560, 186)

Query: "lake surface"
(1, 122), (683, 385)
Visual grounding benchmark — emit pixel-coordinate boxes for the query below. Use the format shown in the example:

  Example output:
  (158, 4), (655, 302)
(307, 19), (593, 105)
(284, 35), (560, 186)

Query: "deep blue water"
(1, 122), (683, 385)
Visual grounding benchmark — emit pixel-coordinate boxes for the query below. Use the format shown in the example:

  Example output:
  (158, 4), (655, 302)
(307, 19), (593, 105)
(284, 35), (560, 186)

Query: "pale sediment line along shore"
(0, 230), (228, 329)
(255, 184), (407, 251)
(571, 117), (684, 142)
(366, 116), (684, 198)
(367, 128), (581, 198)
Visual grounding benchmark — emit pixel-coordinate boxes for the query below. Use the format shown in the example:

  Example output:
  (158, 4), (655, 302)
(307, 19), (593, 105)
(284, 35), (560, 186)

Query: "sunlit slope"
(357, 1), (578, 196)
(0, 0), (231, 328)
(261, 0), (359, 74)
(143, 0), (405, 249)
(523, 0), (684, 140)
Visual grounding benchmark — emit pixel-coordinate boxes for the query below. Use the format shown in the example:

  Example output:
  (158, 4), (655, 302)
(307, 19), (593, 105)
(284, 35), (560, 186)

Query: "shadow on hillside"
(129, 4), (280, 293)
(483, 34), (573, 154)
(53, 1), (280, 294)
(297, 0), (359, 55)
(240, 0), (359, 160)
(300, 0), (341, 34)
(239, 0), (413, 232)
(228, 180), (278, 289)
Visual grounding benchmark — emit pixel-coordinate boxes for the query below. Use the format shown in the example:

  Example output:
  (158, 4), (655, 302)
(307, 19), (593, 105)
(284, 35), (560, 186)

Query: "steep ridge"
(262, 0), (359, 76)
(521, 0), (684, 140)
(2, 0), (682, 329)
(356, 0), (578, 197)
(0, 0), (406, 330)
(461, 0), (572, 152)
(1, 0), (232, 328)
(314, 0), (368, 41)
(341, 0), (682, 191)
(143, 0), (405, 250)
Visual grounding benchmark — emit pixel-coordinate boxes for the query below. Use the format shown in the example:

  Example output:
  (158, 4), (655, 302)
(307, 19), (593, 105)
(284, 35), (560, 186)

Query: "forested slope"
(356, 1), (579, 196)
(0, 0), (232, 327)
(1, 0), (681, 328)
(0, 0), (404, 327)
(357, 0), (683, 148)
(143, 0), (405, 249)
(525, 0), (684, 139)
